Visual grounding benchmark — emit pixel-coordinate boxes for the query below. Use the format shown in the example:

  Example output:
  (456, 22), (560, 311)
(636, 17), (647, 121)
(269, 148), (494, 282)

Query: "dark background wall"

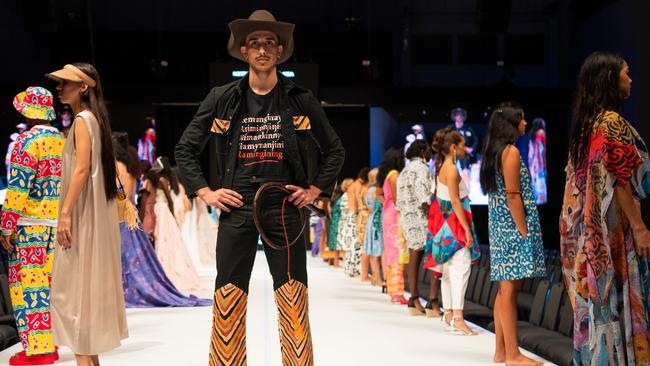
(0, 0), (648, 248)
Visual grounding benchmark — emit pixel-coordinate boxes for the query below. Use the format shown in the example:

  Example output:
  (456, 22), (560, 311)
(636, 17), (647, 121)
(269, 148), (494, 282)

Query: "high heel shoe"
(441, 313), (453, 332)
(407, 297), (425, 316)
(450, 317), (478, 336)
(425, 300), (442, 318)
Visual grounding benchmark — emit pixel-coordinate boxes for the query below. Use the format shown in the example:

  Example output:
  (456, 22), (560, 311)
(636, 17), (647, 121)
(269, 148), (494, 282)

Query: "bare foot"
(493, 353), (505, 363)
(505, 353), (543, 366)
(360, 276), (370, 282)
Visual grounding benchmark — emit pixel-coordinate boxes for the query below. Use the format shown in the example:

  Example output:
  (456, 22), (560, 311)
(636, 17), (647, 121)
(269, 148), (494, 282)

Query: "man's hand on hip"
(197, 187), (243, 213)
(286, 185), (321, 208)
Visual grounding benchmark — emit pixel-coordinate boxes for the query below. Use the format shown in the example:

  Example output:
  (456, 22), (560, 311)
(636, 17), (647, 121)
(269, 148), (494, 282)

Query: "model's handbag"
(116, 176), (139, 229)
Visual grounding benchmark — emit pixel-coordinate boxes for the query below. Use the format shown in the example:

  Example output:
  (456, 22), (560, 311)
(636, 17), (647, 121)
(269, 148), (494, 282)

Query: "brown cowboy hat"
(227, 10), (295, 64)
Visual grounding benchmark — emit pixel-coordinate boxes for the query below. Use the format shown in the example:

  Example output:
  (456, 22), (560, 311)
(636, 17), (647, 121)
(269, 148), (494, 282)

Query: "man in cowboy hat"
(175, 10), (344, 366)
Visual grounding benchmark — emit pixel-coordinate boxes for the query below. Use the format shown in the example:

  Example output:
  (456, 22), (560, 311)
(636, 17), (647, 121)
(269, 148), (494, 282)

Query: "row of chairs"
(414, 246), (573, 366)
(0, 271), (18, 351)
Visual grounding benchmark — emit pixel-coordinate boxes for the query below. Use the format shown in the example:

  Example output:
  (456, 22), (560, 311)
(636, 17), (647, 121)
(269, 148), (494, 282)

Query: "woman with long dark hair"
(425, 128), (481, 334)
(114, 133), (210, 308)
(378, 148), (408, 304)
(561, 52), (650, 365)
(145, 156), (205, 293)
(47, 63), (128, 366)
(480, 102), (546, 366)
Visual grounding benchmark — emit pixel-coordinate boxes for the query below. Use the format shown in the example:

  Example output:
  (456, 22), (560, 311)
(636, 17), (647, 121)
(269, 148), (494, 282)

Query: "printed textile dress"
(338, 193), (360, 276)
(327, 198), (342, 251)
(396, 157), (433, 251)
(488, 154), (546, 281)
(119, 196), (211, 308)
(363, 186), (383, 257)
(424, 177), (481, 272)
(560, 111), (650, 365)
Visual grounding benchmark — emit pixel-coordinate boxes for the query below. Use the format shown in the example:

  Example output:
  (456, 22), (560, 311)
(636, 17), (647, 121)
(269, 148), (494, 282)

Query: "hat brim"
(45, 68), (85, 84)
(227, 19), (294, 64)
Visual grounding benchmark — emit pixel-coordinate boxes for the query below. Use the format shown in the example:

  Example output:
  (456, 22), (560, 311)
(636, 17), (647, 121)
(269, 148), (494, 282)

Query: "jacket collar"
(235, 70), (296, 95)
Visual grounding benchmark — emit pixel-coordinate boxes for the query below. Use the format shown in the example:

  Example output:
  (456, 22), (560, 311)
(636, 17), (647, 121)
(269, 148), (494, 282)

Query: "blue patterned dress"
(488, 156), (546, 281)
(363, 186), (383, 257)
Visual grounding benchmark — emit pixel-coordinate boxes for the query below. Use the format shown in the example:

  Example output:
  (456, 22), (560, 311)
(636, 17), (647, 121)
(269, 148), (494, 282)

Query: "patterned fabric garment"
(0, 125), (63, 357)
(327, 198), (342, 251)
(335, 193), (351, 252)
(339, 193), (360, 276)
(396, 157), (432, 251)
(7, 226), (56, 356)
(210, 284), (248, 366)
(488, 154), (546, 281)
(383, 170), (408, 266)
(120, 220), (211, 308)
(1, 126), (64, 233)
(424, 178), (481, 271)
(356, 187), (370, 246)
(560, 111), (650, 365)
(386, 263), (405, 297)
(274, 280), (314, 366)
(363, 186), (383, 257)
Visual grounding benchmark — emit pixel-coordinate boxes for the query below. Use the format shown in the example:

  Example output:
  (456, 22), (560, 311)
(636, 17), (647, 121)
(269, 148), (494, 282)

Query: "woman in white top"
(425, 128), (481, 335)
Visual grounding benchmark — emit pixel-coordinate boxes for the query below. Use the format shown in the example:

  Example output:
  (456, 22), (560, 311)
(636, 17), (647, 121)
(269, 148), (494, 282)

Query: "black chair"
(0, 274), (18, 351)
(463, 267), (494, 326)
(519, 282), (564, 352)
(471, 267), (488, 304)
(534, 294), (574, 366)
(549, 266), (563, 284)
(489, 279), (549, 332)
(465, 266), (479, 301)
(487, 279), (498, 309)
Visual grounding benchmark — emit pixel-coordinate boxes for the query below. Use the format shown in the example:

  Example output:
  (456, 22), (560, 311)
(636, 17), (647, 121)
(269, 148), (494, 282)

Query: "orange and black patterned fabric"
(210, 284), (247, 366)
(274, 280), (313, 366)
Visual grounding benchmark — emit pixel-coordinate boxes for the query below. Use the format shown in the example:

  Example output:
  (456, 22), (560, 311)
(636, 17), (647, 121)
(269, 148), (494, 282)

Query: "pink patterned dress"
(382, 170), (406, 296)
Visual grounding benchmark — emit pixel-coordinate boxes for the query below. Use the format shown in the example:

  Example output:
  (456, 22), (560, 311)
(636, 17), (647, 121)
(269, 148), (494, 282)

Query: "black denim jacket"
(174, 72), (345, 198)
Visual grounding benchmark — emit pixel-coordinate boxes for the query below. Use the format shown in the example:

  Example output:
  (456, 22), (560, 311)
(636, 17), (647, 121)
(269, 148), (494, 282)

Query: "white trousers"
(440, 247), (472, 310)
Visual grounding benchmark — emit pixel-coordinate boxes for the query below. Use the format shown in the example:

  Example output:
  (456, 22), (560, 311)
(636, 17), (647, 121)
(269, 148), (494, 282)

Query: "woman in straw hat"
(46, 63), (128, 366)
(175, 9), (344, 366)
(1, 86), (64, 365)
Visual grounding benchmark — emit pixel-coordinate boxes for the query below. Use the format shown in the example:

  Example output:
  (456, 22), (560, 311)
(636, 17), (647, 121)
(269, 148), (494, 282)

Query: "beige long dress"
(50, 110), (128, 355)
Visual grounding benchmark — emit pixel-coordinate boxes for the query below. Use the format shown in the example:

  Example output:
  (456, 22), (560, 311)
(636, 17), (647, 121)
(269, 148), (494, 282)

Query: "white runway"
(0, 252), (555, 365)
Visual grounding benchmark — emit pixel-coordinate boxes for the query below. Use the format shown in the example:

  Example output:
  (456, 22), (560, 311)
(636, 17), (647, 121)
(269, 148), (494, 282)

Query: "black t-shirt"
(235, 86), (291, 181)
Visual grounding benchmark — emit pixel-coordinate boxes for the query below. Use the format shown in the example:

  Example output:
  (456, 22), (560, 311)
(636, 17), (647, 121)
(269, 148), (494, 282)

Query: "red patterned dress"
(560, 111), (650, 365)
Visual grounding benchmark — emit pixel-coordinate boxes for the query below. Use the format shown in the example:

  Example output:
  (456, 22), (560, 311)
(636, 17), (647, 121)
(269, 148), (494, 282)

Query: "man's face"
(454, 114), (465, 127)
(240, 31), (284, 72)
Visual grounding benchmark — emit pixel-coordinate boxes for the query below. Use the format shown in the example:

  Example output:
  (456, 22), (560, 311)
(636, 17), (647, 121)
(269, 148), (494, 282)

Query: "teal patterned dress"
(363, 186), (383, 257)
(327, 198), (342, 251)
(488, 156), (546, 281)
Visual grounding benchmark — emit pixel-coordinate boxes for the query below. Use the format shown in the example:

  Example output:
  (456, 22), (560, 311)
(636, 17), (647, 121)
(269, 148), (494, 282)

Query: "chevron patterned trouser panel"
(274, 279), (314, 366)
(209, 284), (247, 366)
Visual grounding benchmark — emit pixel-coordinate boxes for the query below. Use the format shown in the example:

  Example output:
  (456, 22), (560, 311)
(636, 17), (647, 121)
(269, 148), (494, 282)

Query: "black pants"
(214, 181), (308, 293)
